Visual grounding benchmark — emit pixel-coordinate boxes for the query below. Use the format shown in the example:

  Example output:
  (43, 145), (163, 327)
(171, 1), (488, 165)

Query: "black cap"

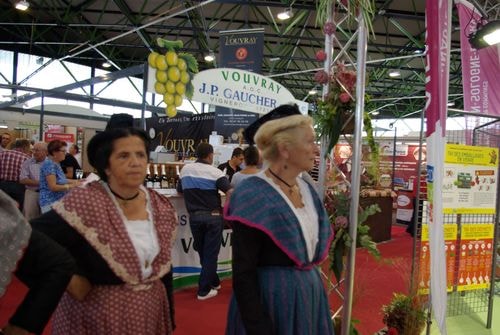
(105, 113), (134, 131)
(243, 104), (301, 145)
(87, 113), (140, 170)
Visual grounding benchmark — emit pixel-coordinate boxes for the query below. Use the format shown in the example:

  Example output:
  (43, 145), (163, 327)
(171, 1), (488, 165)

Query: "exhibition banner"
(442, 144), (498, 214)
(145, 113), (214, 154)
(418, 223), (458, 295)
(457, 221), (495, 291)
(44, 132), (75, 144)
(212, 110), (259, 143)
(456, 0), (500, 118)
(333, 142), (425, 189)
(424, 0), (451, 333)
(168, 196), (232, 288)
(191, 68), (308, 115)
(215, 29), (263, 142)
(219, 28), (264, 72)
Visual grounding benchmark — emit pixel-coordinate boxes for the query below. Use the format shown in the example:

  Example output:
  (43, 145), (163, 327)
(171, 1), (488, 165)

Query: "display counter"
(359, 188), (396, 243)
(155, 189), (232, 289)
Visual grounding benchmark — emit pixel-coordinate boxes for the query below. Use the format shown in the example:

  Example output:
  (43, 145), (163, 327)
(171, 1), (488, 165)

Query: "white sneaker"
(197, 288), (218, 300)
(212, 284), (221, 290)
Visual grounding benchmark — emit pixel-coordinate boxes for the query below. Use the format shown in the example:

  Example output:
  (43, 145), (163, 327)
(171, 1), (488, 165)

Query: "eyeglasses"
(58, 149), (67, 153)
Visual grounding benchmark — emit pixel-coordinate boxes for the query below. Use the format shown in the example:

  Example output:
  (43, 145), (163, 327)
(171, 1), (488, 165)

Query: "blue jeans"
(189, 213), (223, 296)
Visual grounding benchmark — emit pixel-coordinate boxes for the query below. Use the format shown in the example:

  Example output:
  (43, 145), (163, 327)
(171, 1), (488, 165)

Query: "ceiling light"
(469, 20), (500, 49)
(308, 89), (318, 95)
(102, 61), (111, 68)
(204, 52), (215, 62)
(277, 8), (293, 21)
(447, 101), (455, 107)
(0, 123), (8, 129)
(388, 70), (401, 78)
(15, 0), (29, 10)
(371, 111), (380, 115)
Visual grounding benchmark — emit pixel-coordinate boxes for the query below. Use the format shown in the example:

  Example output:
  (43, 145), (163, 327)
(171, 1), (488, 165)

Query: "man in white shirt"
(19, 142), (48, 220)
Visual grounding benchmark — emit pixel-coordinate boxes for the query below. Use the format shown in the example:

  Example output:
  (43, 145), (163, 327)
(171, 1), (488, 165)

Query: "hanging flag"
(456, 0), (500, 118)
(424, 0), (451, 334)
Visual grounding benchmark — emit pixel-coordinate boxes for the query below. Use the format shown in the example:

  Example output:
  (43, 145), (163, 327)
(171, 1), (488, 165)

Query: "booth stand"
(359, 188), (396, 243)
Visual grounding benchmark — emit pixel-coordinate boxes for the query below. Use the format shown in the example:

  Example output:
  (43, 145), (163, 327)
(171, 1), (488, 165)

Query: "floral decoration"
(313, 61), (380, 184)
(314, 63), (358, 154)
(381, 293), (426, 335)
(325, 189), (381, 283)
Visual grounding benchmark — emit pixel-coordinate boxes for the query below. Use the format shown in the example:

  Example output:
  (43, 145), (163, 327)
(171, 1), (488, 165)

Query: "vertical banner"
(219, 28), (265, 72)
(456, 0), (500, 118)
(418, 223), (458, 295)
(425, 0), (451, 334)
(457, 221), (495, 291)
(215, 29), (264, 142)
(443, 144), (498, 292)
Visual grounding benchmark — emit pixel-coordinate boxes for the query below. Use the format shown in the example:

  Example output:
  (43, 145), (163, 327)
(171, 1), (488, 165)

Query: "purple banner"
(425, 1), (450, 137)
(456, 0), (500, 118)
(425, 1), (452, 333)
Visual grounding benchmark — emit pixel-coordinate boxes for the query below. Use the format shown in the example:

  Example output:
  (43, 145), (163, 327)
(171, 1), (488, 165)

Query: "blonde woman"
(224, 105), (334, 335)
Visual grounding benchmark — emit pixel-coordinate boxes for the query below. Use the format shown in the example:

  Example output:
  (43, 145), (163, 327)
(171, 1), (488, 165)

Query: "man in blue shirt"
(177, 143), (231, 300)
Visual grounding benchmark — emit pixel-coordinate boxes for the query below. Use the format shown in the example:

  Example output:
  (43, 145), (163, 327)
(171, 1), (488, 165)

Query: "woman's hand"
(66, 275), (92, 301)
(1, 324), (30, 335)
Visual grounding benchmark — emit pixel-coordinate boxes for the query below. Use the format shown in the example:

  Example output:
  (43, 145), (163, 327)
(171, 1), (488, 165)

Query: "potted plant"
(381, 293), (427, 335)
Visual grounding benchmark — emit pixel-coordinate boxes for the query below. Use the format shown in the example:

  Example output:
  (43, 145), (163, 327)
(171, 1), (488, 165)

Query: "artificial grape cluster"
(148, 38), (198, 117)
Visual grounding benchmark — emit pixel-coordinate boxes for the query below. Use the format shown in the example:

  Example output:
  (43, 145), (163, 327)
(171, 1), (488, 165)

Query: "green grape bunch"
(148, 38), (199, 118)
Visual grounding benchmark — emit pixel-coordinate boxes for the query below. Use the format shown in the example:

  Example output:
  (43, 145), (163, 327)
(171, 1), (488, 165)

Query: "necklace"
(109, 187), (140, 201)
(268, 169), (297, 195)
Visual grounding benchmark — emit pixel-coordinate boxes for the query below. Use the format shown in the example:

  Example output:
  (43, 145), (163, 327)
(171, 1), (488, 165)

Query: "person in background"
(217, 147), (244, 182)
(177, 142), (231, 300)
(0, 139), (31, 209)
(224, 108), (334, 335)
(230, 145), (261, 188)
(0, 190), (80, 335)
(0, 132), (12, 152)
(61, 148), (81, 180)
(69, 144), (82, 167)
(19, 142), (48, 220)
(30, 114), (179, 334)
(38, 140), (81, 214)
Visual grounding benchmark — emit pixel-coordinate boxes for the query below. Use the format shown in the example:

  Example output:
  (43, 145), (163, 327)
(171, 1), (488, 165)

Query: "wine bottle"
(146, 163), (154, 188)
(153, 164), (161, 189)
(160, 164), (169, 189)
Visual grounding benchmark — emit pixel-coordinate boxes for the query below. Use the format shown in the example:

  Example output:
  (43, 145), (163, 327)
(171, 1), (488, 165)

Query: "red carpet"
(1, 225), (413, 335)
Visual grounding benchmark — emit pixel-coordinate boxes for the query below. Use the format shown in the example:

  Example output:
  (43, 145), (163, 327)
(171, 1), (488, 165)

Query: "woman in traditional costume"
(31, 114), (178, 334)
(224, 107), (335, 335)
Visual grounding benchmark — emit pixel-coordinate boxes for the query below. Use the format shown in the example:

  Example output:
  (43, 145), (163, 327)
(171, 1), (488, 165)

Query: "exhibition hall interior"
(0, 1), (499, 334)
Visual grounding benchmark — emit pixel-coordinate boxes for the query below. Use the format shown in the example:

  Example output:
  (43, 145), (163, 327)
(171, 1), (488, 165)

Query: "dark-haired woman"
(31, 126), (178, 334)
(39, 140), (81, 213)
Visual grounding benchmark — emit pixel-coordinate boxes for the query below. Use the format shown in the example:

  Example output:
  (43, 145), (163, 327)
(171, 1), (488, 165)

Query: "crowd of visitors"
(0, 104), (334, 335)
